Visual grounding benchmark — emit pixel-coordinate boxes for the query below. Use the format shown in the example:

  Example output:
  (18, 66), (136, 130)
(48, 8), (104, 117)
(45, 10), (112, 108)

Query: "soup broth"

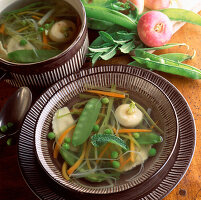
(0, 0), (81, 63)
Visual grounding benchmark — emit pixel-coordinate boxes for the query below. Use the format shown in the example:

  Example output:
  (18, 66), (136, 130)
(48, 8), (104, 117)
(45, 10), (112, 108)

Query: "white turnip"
(137, 11), (173, 47)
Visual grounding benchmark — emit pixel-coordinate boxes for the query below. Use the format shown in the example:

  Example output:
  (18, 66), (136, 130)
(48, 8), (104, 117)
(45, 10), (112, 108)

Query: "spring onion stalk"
(38, 9), (55, 26)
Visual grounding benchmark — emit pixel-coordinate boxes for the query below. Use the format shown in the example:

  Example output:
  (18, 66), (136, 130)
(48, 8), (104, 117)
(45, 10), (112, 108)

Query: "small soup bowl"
(0, 0), (88, 88)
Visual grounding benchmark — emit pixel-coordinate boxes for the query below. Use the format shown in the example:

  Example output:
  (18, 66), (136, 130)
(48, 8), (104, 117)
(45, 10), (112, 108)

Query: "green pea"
(44, 23), (50, 29)
(47, 132), (55, 140)
(7, 138), (13, 146)
(62, 143), (70, 150)
(38, 27), (44, 32)
(101, 97), (109, 104)
(7, 122), (14, 128)
(111, 151), (118, 159)
(133, 132), (140, 139)
(19, 39), (27, 46)
(0, 125), (8, 133)
(104, 128), (112, 134)
(64, 137), (71, 143)
(93, 124), (99, 132)
(112, 161), (120, 168)
(149, 148), (157, 157)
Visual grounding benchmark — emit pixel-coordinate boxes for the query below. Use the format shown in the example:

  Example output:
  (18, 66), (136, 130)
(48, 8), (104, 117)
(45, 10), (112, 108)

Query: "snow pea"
(60, 147), (78, 166)
(133, 50), (201, 79)
(82, 2), (137, 30)
(134, 132), (163, 145)
(72, 98), (102, 146)
(87, 18), (114, 30)
(160, 8), (201, 26)
(159, 53), (193, 62)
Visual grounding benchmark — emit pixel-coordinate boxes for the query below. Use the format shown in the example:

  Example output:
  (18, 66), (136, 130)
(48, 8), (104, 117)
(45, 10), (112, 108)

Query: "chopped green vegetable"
(6, 138), (13, 146)
(133, 132), (140, 139)
(64, 137), (71, 143)
(112, 160), (120, 168)
(0, 125), (8, 133)
(93, 124), (100, 132)
(101, 97), (109, 104)
(8, 50), (62, 63)
(91, 133), (129, 150)
(72, 98), (102, 146)
(62, 143), (70, 150)
(104, 128), (113, 134)
(7, 122), (14, 128)
(38, 27), (44, 32)
(19, 39), (28, 46)
(111, 151), (119, 159)
(47, 132), (55, 140)
(149, 148), (157, 157)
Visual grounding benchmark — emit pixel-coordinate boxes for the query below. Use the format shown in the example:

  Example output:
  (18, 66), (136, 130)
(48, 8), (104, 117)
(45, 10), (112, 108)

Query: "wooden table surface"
(1, 13), (201, 200)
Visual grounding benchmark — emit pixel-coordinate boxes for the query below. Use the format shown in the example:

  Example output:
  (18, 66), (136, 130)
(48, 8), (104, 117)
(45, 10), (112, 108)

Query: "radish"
(120, 0), (144, 14)
(144, 0), (170, 10)
(137, 11), (173, 47)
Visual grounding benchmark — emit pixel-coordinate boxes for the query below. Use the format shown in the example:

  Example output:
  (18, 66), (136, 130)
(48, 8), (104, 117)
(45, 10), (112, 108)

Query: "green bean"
(82, 2), (137, 30)
(135, 132), (163, 145)
(72, 98), (102, 146)
(159, 53), (193, 62)
(133, 50), (201, 79)
(160, 8), (201, 26)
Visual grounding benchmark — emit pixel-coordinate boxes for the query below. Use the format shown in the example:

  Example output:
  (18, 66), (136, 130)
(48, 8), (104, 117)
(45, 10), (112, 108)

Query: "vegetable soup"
(0, 0), (81, 63)
(47, 86), (164, 186)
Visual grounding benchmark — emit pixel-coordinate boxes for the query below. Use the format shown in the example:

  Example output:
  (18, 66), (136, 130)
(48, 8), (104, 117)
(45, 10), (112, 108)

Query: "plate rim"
(18, 65), (196, 200)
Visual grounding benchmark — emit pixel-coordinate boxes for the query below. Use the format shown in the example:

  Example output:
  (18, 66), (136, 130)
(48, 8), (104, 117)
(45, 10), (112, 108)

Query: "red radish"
(137, 11), (173, 47)
(120, 0), (144, 14)
(144, 0), (170, 10)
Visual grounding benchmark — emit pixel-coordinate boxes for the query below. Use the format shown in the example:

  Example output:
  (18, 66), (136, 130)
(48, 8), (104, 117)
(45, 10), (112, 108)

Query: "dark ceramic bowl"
(34, 65), (179, 195)
(0, 0), (88, 88)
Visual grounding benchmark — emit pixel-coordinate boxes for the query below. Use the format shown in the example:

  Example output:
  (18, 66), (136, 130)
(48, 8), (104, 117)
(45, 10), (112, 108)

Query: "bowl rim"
(34, 64), (179, 194)
(0, 0), (87, 67)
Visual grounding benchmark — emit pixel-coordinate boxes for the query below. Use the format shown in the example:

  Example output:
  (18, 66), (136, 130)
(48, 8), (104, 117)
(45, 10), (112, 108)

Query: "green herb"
(91, 133), (129, 150)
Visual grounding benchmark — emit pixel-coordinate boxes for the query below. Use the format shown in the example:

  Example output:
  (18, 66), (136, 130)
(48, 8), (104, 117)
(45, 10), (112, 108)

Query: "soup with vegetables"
(47, 86), (164, 186)
(0, 0), (80, 63)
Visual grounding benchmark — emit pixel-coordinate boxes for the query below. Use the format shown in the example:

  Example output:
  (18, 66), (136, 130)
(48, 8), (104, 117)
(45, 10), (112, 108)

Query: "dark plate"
(18, 65), (195, 200)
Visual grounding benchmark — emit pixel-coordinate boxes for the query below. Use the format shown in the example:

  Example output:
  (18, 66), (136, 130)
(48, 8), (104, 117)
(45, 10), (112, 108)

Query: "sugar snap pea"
(133, 50), (201, 79)
(134, 132), (163, 145)
(72, 98), (102, 146)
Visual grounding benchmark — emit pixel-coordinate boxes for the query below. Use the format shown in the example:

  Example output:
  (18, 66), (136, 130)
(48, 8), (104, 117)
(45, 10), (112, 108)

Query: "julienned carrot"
(120, 157), (131, 170)
(42, 31), (50, 49)
(128, 133), (135, 162)
(67, 142), (87, 175)
(0, 24), (5, 34)
(62, 162), (70, 180)
(113, 128), (152, 134)
(53, 124), (76, 159)
(85, 90), (126, 98)
(32, 15), (41, 20)
(17, 26), (29, 33)
(96, 143), (111, 164)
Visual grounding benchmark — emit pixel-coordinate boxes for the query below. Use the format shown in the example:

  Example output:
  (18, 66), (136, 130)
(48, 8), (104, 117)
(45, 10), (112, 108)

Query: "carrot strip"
(120, 157), (131, 170)
(53, 124), (76, 159)
(85, 90), (125, 98)
(113, 128), (152, 134)
(0, 24), (5, 34)
(42, 31), (50, 49)
(128, 133), (135, 163)
(32, 15), (41, 20)
(67, 142), (87, 175)
(85, 142), (92, 170)
(17, 26), (29, 33)
(62, 162), (70, 180)
(96, 143), (111, 164)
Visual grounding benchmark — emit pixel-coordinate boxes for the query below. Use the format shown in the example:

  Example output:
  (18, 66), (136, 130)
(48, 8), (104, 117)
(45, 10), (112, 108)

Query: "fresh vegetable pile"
(82, 0), (201, 79)
(48, 86), (163, 184)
